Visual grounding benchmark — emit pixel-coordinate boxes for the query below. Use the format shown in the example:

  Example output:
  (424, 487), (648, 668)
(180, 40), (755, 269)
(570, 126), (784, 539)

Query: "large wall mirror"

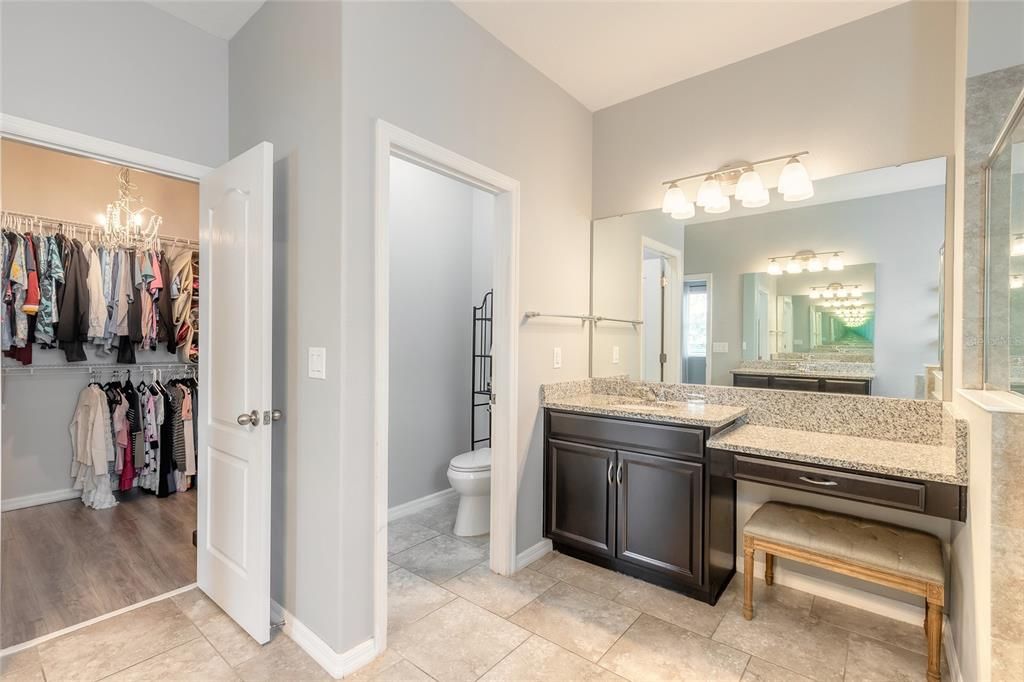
(591, 157), (949, 399)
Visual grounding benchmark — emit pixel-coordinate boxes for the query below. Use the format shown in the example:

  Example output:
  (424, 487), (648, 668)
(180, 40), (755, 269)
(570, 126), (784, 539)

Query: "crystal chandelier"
(98, 167), (162, 248)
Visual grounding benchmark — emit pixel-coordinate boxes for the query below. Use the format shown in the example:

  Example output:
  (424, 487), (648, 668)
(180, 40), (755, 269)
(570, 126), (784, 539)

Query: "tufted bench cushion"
(744, 501), (943, 584)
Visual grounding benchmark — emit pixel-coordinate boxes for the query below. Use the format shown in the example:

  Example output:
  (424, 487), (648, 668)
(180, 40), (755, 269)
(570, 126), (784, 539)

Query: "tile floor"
(1, 495), (943, 682)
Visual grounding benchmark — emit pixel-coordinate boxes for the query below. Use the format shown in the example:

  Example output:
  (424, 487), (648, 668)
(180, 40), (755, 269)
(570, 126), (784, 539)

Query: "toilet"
(447, 447), (491, 537)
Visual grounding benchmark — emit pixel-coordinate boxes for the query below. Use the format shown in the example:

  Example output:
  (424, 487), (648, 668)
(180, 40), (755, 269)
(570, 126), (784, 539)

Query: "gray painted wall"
(0, 1), (228, 168)
(229, 0), (344, 651)
(685, 186), (945, 399)
(388, 157), (493, 508)
(592, 1), (955, 218)
(341, 0), (592, 651)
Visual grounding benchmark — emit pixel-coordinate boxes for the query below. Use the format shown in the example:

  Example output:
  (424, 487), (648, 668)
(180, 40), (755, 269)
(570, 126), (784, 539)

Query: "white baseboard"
(271, 600), (380, 679)
(943, 617), (962, 682)
(515, 539), (553, 571)
(387, 488), (457, 522)
(2, 488), (79, 512)
(740, 559), (924, 625)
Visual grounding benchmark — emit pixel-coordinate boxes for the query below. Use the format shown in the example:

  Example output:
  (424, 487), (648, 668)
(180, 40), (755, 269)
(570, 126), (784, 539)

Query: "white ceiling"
(149, 1), (265, 40)
(455, 0), (904, 111)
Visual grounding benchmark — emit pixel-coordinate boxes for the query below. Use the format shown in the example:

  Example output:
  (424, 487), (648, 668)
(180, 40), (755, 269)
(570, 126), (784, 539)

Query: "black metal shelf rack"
(471, 290), (493, 450)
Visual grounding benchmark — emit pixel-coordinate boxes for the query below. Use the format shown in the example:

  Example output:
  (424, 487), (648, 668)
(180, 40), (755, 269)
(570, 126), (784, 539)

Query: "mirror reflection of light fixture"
(810, 282), (866, 301)
(767, 259), (783, 276)
(1012, 234), (1024, 257)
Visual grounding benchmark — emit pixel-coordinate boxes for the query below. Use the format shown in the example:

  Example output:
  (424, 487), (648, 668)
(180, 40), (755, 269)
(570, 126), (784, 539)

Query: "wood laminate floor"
(1, 489), (196, 648)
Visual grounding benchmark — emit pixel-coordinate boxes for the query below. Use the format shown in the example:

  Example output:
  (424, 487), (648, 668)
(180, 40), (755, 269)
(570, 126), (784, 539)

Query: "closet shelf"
(1, 361), (196, 376)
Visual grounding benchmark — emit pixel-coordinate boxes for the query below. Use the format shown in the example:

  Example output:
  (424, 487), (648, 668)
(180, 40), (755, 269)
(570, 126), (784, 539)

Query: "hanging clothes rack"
(0, 210), (199, 251)
(1, 361), (196, 377)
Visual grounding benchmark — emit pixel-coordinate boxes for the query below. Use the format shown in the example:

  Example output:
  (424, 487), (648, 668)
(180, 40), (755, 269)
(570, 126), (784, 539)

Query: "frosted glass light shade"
(1012, 275), (1024, 290)
(735, 169), (765, 202)
(809, 290), (821, 299)
(1012, 234), (1024, 257)
(704, 195), (730, 214)
(806, 256), (823, 272)
(827, 253), (844, 271)
(671, 205), (695, 220)
(767, 260), (783, 276)
(696, 176), (723, 207)
(786, 259), (803, 274)
(851, 288), (863, 298)
(778, 158), (813, 201)
(662, 184), (691, 215)
(741, 188), (770, 208)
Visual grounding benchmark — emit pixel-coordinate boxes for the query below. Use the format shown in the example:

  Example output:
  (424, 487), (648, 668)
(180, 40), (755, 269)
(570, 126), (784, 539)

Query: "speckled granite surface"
(730, 364), (876, 381)
(707, 423), (965, 485)
(540, 377), (969, 484)
(542, 392), (747, 427)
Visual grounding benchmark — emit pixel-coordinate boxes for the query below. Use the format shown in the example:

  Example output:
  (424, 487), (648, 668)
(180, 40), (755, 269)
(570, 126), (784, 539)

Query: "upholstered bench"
(742, 502), (945, 682)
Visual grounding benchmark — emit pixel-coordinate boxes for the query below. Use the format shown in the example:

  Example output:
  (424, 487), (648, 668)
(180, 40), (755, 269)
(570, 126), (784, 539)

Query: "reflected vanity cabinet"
(543, 410), (737, 605)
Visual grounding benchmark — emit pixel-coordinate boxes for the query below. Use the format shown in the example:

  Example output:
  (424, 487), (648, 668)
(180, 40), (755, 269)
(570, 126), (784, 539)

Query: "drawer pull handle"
(607, 462), (614, 486)
(799, 475), (839, 487)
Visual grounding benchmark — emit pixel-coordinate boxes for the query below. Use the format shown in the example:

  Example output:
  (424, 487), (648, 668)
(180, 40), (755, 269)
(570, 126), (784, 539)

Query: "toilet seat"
(449, 447), (491, 473)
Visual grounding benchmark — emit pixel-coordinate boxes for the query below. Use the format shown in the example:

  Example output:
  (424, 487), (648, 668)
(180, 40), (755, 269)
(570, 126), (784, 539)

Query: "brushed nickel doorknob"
(237, 410), (259, 427)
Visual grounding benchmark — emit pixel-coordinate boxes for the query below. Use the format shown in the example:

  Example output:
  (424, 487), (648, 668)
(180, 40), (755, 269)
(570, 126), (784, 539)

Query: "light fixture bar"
(766, 250), (843, 261)
(661, 151), (810, 187)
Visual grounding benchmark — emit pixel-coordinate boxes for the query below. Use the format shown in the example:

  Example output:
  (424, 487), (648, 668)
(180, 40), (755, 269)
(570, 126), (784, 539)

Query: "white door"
(197, 142), (274, 644)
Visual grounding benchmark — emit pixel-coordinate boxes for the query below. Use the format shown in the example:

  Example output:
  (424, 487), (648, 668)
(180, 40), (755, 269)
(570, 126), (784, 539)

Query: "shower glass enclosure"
(985, 87), (1024, 395)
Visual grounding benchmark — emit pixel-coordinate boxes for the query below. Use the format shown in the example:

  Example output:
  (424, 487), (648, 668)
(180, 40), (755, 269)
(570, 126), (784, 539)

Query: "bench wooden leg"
(764, 553), (775, 586)
(743, 546), (754, 620)
(926, 600), (943, 682)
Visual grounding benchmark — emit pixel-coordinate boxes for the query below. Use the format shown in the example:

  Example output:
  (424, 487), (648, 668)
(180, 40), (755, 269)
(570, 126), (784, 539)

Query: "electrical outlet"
(553, 347), (562, 369)
(612, 346), (620, 364)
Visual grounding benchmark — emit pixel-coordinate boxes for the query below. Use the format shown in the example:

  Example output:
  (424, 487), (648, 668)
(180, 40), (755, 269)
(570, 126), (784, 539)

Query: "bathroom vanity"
(732, 371), (872, 394)
(542, 383), (969, 606)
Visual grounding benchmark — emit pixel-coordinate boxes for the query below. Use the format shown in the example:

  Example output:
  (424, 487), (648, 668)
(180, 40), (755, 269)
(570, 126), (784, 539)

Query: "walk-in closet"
(0, 139), (201, 648)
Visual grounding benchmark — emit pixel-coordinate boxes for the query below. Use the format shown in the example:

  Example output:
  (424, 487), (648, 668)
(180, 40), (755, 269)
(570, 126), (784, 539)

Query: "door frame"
(373, 120), (520, 648)
(682, 273), (713, 384)
(0, 113), (212, 653)
(639, 236), (681, 383)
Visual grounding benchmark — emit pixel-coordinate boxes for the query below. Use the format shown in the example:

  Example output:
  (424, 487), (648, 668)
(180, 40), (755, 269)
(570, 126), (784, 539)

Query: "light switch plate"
(308, 347), (327, 379)
(552, 347), (562, 369)
(712, 342), (729, 354)
(612, 346), (620, 364)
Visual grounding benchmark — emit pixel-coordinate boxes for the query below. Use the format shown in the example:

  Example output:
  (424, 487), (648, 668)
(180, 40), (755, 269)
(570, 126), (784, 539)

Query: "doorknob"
(237, 410), (260, 427)
(263, 409), (284, 425)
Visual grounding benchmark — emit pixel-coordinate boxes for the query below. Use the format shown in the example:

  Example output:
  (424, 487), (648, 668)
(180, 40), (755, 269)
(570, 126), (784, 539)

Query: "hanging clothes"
(69, 385), (117, 510)
(56, 239), (90, 362)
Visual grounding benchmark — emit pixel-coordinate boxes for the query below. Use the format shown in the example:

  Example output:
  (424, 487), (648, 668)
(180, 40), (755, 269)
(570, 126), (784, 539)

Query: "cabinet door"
(616, 451), (703, 584)
(546, 439), (616, 557)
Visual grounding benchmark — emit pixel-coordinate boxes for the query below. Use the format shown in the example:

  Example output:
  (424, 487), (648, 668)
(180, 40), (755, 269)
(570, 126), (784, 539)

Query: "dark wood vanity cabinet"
(544, 410), (735, 604)
(733, 373), (871, 395)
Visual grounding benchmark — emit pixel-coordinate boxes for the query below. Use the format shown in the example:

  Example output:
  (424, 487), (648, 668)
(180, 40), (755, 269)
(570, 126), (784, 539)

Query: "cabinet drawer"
(771, 376), (821, 392)
(734, 456), (926, 512)
(548, 411), (703, 459)
(822, 379), (870, 395)
(733, 374), (772, 389)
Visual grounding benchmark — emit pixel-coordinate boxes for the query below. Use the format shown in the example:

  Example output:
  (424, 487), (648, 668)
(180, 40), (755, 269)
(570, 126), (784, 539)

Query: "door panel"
(546, 439), (615, 556)
(616, 450), (703, 584)
(198, 141), (274, 644)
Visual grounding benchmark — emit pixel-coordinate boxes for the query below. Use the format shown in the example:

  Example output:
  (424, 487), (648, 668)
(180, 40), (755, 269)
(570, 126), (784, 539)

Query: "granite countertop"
(542, 393), (747, 428)
(729, 367), (876, 381)
(708, 423), (965, 485)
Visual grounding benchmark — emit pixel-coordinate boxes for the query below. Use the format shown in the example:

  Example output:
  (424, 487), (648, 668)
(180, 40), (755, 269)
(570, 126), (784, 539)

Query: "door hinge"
(659, 353), (668, 364)
(660, 276), (668, 288)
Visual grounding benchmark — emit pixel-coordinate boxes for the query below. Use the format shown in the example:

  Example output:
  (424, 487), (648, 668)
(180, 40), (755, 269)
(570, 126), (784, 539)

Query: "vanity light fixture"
(1012, 275), (1024, 290)
(806, 255), (824, 273)
(661, 151), (812, 219)
(809, 283), (864, 300)
(786, 258), (803, 274)
(661, 183), (696, 219)
(1012, 234), (1024, 257)
(767, 259), (783, 276)
(827, 252), (844, 271)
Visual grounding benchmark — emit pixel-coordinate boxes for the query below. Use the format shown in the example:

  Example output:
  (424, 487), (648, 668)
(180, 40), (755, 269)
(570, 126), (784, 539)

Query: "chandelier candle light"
(661, 152), (813, 223)
(96, 168), (163, 249)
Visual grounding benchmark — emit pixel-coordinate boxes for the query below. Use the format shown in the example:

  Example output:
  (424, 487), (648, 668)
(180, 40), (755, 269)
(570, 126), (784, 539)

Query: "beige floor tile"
(405, 497), (460, 535)
(843, 633), (929, 682)
(172, 588), (264, 666)
(391, 535), (487, 584)
(614, 577), (731, 637)
(535, 554), (634, 600)
(443, 564), (556, 617)
(599, 614), (749, 682)
(810, 597), (926, 655)
(524, 550), (559, 572)
(37, 600), (201, 681)
(389, 567), (457, 631)
(388, 561), (402, 573)
(480, 635), (624, 681)
(722, 575), (814, 615)
(369, 659), (434, 681)
(993, 636), (1024, 682)
(740, 657), (813, 682)
(712, 598), (848, 682)
(389, 519), (441, 555)
(106, 638), (238, 681)
(391, 598), (529, 682)
(234, 632), (331, 681)
(0, 648), (44, 682)
(509, 582), (639, 662)
(449, 531), (490, 548)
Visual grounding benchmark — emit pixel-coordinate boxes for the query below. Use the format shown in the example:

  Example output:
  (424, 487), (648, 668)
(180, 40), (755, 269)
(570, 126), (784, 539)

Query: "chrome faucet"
(644, 384), (662, 402)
